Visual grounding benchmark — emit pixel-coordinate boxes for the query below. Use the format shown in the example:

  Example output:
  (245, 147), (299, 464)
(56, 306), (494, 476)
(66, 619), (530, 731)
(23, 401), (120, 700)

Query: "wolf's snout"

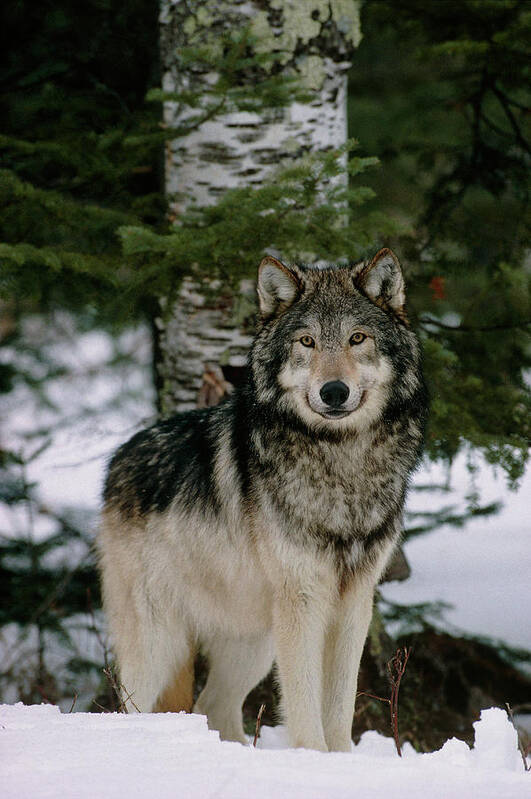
(319, 380), (350, 408)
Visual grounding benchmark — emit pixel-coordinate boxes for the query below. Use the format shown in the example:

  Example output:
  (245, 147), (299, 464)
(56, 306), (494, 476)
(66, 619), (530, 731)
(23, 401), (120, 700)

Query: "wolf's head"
(251, 249), (424, 434)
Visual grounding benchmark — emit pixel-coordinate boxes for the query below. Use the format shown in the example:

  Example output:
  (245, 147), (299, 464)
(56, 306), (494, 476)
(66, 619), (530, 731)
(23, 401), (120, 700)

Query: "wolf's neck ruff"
(246, 392), (417, 569)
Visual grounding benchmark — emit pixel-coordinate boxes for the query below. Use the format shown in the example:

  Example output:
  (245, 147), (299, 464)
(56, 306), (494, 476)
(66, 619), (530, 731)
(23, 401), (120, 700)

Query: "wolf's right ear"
(355, 248), (407, 321)
(257, 256), (300, 318)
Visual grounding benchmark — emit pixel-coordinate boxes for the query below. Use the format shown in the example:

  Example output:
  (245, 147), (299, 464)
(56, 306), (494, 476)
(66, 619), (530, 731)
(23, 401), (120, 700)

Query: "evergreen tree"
(0, 0), (161, 708)
(0, 0), (161, 319)
(349, 0), (530, 481)
(0, 447), (97, 705)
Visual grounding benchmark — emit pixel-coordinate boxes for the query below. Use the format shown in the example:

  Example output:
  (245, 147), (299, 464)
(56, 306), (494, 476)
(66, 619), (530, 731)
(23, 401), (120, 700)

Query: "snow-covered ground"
(1, 703), (529, 799)
(1, 315), (530, 796)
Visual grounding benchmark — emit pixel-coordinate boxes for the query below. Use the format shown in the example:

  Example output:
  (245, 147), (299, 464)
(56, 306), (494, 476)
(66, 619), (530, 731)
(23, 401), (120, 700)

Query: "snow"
(0, 704), (528, 799)
(381, 460), (531, 652)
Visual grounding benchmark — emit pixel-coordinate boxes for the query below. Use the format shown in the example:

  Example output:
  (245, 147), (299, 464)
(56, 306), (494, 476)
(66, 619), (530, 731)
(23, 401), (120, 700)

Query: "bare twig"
(356, 691), (390, 704)
(387, 647), (411, 757)
(505, 703), (531, 772)
(102, 666), (141, 713)
(102, 667), (126, 712)
(120, 685), (141, 714)
(87, 589), (124, 713)
(357, 646), (412, 757)
(35, 685), (53, 705)
(253, 703), (266, 748)
(68, 693), (78, 713)
(92, 699), (111, 713)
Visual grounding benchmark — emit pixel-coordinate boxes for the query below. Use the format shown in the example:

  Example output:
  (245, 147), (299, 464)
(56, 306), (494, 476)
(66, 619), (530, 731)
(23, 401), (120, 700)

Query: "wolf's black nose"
(320, 380), (350, 408)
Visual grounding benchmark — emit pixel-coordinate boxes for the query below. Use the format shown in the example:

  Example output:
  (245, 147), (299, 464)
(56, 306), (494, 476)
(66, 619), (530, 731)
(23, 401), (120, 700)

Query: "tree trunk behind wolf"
(157, 0), (361, 412)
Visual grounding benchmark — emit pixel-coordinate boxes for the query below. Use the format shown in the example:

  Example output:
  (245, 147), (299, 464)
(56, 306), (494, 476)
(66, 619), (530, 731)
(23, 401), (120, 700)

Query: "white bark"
(158, 0), (361, 412)
(156, 278), (254, 409)
(163, 72), (349, 213)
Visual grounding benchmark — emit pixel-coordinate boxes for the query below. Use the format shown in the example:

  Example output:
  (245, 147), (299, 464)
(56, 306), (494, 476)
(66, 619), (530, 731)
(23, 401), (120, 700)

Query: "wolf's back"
(102, 404), (233, 521)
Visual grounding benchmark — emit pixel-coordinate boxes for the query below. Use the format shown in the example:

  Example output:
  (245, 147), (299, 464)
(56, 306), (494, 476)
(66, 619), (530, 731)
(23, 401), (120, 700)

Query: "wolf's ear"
(258, 256), (300, 318)
(356, 248), (406, 319)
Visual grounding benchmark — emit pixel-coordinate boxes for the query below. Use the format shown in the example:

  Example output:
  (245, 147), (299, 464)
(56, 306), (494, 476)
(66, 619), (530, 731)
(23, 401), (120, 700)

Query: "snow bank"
(1, 704), (528, 799)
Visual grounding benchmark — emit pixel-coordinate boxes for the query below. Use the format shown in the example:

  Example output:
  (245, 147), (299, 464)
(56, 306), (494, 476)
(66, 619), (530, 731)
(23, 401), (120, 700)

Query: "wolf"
(98, 248), (427, 752)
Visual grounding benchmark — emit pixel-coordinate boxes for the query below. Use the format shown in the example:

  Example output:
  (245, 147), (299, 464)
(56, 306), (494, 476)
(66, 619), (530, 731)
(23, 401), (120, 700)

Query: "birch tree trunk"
(158, 0), (361, 412)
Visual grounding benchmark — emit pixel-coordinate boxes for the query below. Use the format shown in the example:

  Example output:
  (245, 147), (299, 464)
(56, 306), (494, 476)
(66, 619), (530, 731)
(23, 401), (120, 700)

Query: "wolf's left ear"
(356, 248), (406, 319)
(258, 256), (300, 318)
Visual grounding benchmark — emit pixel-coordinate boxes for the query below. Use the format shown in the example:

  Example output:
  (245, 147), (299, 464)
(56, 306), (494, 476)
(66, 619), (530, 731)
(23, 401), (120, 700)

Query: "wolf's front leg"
(273, 584), (333, 751)
(321, 576), (375, 752)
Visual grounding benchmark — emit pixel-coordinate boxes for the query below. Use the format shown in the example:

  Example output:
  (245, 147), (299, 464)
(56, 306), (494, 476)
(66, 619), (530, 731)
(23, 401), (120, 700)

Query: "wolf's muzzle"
(319, 380), (350, 408)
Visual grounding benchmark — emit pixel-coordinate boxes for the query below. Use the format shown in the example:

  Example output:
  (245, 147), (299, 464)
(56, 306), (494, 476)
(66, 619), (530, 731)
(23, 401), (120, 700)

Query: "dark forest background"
(0, 0), (529, 752)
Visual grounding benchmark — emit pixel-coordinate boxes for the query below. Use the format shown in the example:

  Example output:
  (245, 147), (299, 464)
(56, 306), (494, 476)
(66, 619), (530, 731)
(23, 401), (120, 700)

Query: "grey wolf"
(98, 248), (427, 752)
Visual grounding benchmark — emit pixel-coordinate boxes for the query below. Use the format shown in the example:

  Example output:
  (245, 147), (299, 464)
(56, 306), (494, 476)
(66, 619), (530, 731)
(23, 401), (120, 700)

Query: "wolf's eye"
(299, 335), (315, 348)
(349, 332), (367, 345)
